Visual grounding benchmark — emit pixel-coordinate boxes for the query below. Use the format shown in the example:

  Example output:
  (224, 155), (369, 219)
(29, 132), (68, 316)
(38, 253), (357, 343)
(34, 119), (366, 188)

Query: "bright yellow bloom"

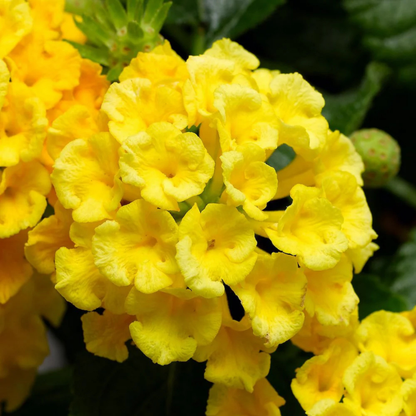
(213, 84), (279, 152)
(82, 310), (134, 363)
(304, 255), (358, 326)
(0, 230), (32, 304)
(402, 374), (416, 416)
(126, 287), (222, 365)
(206, 378), (285, 416)
(233, 252), (306, 347)
(221, 144), (278, 220)
(0, 0), (32, 59)
(347, 241), (379, 273)
(307, 399), (360, 416)
(61, 13), (87, 44)
(0, 82), (47, 167)
(291, 338), (358, 411)
(120, 40), (189, 85)
(343, 352), (403, 416)
(25, 201), (73, 274)
(194, 300), (271, 392)
(102, 78), (187, 143)
(0, 161), (50, 238)
(0, 59), (9, 110)
(28, 0), (65, 40)
(267, 184), (348, 270)
(120, 122), (214, 211)
(52, 133), (123, 223)
(267, 73), (328, 159)
(92, 199), (179, 293)
(355, 310), (416, 378)
(176, 204), (257, 298)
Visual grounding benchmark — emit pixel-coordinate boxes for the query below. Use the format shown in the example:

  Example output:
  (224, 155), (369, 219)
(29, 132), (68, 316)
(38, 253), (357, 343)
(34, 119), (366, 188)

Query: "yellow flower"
(0, 59), (9, 110)
(318, 171), (377, 249)
(304, 255), (358, 326)
(267, 73), (328, 159)
(0, 161), (50, 238)
(221, 143), (278, 220)
(25, 201), (73, 274)
(343, 352), (403, 416)
(82, 310), (134, 363)
(92, 199), (179, 293)
(126, 287), (222, 365)
(213, 84), (279, 152)
(8, 38), (82, 109)
(402, 374), (416, 416)
(251, 68), (281, 96)
(0, 82), (47, 167)
(120, 122), (214, 211)
(52, 132), (123, 223)
(28, 0), (65, 41)
(102, 78), (187, 143)
(307, 399), (360, 416)
(291, 338), (358, 411)
(0, 0), (32, 59)
(233, 252), (306, 347)
(176, 203), (257, 298)
(194, 299), (272, 392)
(206, 378), (285, 416)
(266, 184), (348, 271)
(0, 230), (32, 304)
(346, 241), (379, 273)
(120, 40), (189, 85)
(355, 310), (416, 378)
(61, 13), (87, 44)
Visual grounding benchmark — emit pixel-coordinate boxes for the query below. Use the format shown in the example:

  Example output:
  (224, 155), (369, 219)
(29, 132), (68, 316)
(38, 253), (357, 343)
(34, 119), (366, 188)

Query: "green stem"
(384, 176), (416, 209)
(165, 362), (177, 416)
(191, 26), (206, 55)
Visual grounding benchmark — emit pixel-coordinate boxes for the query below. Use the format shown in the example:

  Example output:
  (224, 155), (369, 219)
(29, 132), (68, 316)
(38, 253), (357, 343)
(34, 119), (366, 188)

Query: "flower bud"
(350, 128), (401, 188)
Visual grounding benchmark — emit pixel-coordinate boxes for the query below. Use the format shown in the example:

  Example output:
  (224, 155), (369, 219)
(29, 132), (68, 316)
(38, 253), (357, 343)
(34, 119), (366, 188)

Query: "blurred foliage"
(8, 0), (416, 415)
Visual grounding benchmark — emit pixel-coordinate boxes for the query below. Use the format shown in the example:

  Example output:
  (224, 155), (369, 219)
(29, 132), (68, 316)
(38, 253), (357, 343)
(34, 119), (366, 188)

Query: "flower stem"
(384, 176), (416, 210)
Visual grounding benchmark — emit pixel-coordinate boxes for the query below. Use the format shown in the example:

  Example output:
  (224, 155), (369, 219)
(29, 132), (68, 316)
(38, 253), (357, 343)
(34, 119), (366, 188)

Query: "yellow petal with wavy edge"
(318, 171), (377, 249)
(233, 252), (306, 347)
(268, 73), (328, 159)
(9, 39), (81, 109)
(346, 241), (379, 273)
(402, 375), (416, 416)
(343, 352), (403, 416)
(0, 230), (32, 304)
(251, 68), (281, 96)
(0, 83), (47, 167)
(29, 0), (65, 40)
(120, 122), (214, 211)
(307, 399), (360, 416)
(292, 338), (358, 411)
(0, 0), (32, 59)
(267, 184), (348, 270)
(221, 143), (278, 220)
(82, 311), (134, 363)
(176, 203), (257, 298)
(92, 199), (179, 293)
(292, 308), (359, 355)
(206, 378), (285, 416)
(120, 40), (189, 85)
(204, 38), (260, 73)
(52, 133), (122, 223)
(0, 59), (9, 111)
(213, 84), (278, 152)
(47, 105), (102, 160)
(25, 201), (73, 274)
(126, 288), (222, 365)
(0, 161), (50, 238)
(102, 78), (187, 143)
(304, 255), (358, 326)
(355, 310), (416, 378)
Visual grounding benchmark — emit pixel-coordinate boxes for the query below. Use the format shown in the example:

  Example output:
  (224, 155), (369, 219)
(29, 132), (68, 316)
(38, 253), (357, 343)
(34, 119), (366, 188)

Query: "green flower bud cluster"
(66, 0), (171, 81)
(350, 128), (401, 188)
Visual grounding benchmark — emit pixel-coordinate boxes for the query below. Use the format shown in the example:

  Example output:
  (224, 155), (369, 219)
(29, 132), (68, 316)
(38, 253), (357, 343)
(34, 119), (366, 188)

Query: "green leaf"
(151, 2), (173, 33)
(266, 144), (296, 172)
(66, 41), (111, 66)
(70, 345), (210, 416)
(322, 61), (391, 136)
(74, 15), (113, 47)
(353, 274), (408, 319)
(105, 0), (128, 30)
(165, 0), (199, 26)
(143, 0), (164, 24)
(127, 0), (144, 22)
(388, 229), (416, 308)
(343, 0), (416, 65)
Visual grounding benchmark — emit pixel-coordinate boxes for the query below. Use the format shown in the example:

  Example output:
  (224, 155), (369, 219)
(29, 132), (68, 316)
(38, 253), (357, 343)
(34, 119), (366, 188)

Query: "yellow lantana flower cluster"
(0, 0), (109, 410)
(22, 36), (380, 414)
(292, 308), (416, 416)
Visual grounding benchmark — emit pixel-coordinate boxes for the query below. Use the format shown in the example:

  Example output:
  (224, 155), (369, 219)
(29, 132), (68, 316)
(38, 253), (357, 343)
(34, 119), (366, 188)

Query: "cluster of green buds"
(66, 0), (171, 80)
(350, 128), (401, 188)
